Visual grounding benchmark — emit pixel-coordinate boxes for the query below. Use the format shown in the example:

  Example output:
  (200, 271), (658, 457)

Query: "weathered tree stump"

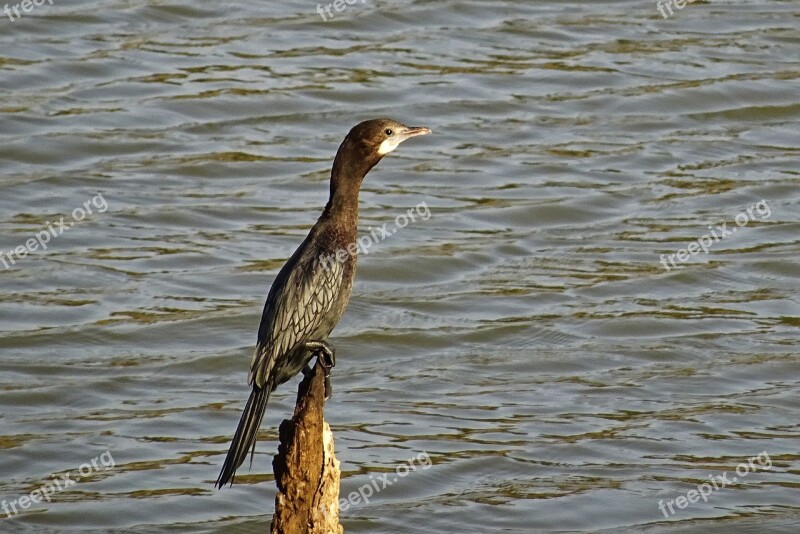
(271, 360), (342, 534)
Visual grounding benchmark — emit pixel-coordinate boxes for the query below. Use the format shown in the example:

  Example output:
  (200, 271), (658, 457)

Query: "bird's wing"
(248, 246), (345, 389)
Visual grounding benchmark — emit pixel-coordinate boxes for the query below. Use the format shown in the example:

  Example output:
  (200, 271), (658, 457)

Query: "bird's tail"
(216, 385), (271, 488)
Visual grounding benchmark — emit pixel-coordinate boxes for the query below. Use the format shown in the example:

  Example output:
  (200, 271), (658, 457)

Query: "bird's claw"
(305, 340), (335, 369)
(304, 340), (335, 400)
(318, 351), (335, 370)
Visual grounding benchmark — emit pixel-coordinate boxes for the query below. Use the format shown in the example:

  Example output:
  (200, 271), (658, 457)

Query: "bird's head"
(347, 118), (431, 157)
(329, 118), (431, 204)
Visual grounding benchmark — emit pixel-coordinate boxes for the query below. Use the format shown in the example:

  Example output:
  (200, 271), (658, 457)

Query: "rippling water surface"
(1, 0), (799, 532)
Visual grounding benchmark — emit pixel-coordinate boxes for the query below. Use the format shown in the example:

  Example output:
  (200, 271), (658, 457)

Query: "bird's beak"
(398, 126), (432, 141)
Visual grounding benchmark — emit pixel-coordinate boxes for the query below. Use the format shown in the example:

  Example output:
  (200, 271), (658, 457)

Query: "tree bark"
(271, 360), (343, 533)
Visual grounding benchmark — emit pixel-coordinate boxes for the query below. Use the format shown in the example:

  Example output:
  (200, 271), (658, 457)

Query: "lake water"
(1, 0), (798, 532)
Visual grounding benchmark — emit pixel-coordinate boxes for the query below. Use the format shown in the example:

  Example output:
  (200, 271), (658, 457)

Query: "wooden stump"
(271, 360), (343, 534)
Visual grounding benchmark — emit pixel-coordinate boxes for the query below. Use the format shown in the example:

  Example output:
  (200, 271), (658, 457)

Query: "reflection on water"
(1, 0), (798, 532)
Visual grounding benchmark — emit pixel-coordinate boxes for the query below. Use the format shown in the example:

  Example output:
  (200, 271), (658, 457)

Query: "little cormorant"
(216, 118), (431, 488)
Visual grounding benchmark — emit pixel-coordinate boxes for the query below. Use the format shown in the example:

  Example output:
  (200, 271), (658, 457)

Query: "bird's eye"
(384, 128), (394, 136)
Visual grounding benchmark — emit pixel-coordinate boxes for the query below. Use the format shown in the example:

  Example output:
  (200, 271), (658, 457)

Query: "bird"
(216, 118), (431, 488)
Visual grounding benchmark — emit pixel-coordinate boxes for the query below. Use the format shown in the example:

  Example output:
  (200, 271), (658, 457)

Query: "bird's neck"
(323, 147), (376, 230)
(323, 193), (359, 230)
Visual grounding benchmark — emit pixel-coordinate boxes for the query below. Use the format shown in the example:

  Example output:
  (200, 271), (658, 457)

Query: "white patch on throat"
(377, 137), (403, 156)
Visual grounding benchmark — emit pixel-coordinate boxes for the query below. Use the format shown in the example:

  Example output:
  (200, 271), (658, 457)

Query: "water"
(1, 0), (798, 532)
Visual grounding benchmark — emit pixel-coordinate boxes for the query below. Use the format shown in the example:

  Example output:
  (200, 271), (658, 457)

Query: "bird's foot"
(305, 340), (335, 400)
(319, 354), (333, 401)
(305, 340), (335, 369)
